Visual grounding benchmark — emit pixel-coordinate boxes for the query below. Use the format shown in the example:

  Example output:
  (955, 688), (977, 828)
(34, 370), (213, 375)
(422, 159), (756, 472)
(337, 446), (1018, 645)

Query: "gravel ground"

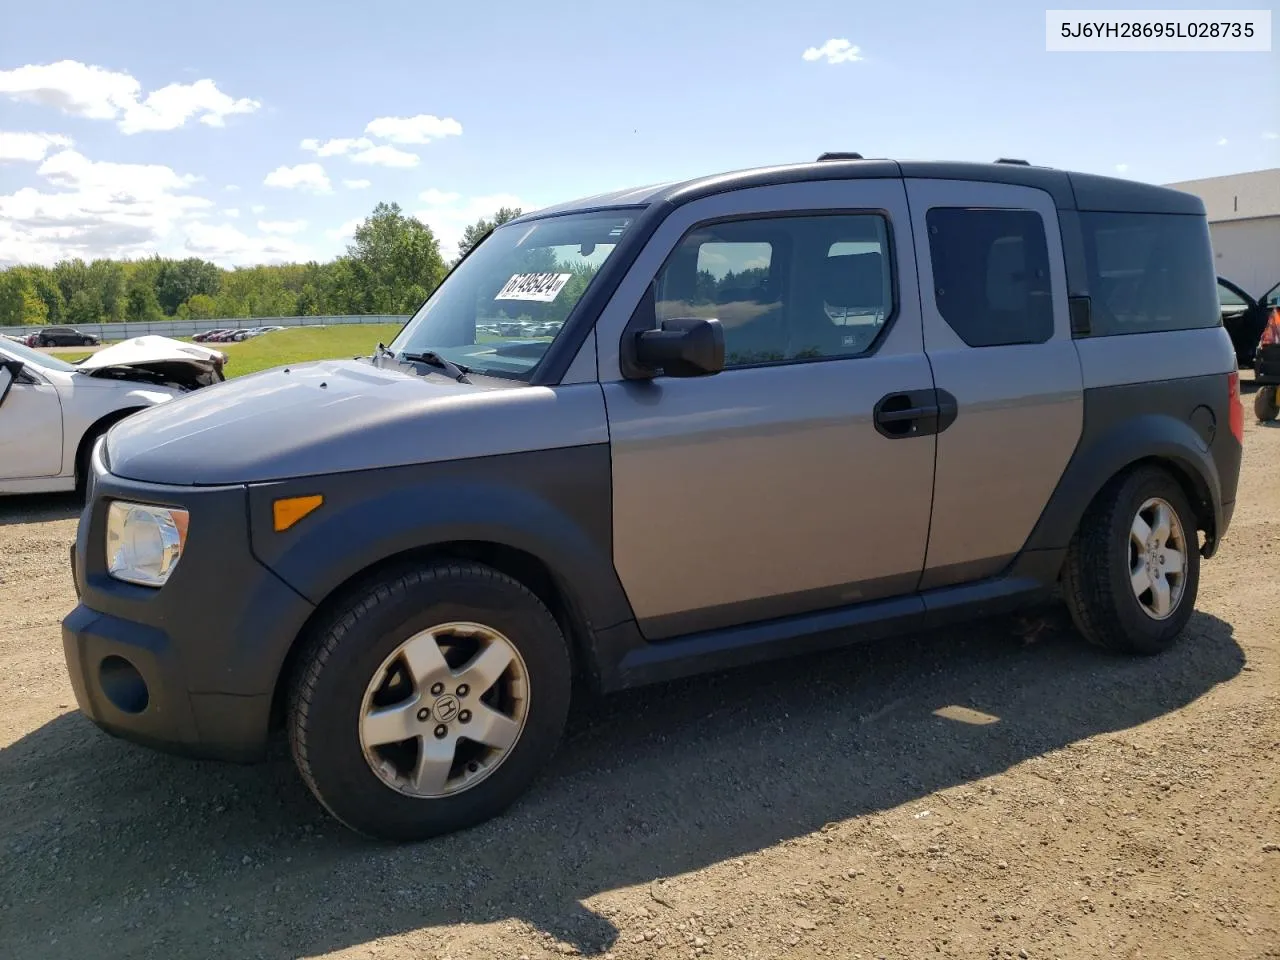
(1, 384), (1277, 960)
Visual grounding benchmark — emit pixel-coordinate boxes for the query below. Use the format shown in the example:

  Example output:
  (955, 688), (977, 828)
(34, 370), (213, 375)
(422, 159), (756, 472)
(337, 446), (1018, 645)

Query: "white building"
(1166, 168), (1280, 299)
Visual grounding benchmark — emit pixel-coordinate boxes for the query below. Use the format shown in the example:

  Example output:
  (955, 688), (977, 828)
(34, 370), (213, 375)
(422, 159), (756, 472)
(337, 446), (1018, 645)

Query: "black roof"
(516, 158), (1204, 223)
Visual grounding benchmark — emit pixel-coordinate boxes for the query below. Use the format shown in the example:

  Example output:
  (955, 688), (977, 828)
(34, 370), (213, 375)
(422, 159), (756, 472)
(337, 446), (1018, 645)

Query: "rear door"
(595, 178), (940, 639)
(905, 179), (1084, 589)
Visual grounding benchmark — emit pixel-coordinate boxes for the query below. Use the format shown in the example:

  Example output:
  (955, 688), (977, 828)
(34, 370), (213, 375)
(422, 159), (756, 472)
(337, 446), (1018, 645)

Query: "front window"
(653, 213), (894, 367)
(0, 338), (76, 373)
(389, 210), (636, 380)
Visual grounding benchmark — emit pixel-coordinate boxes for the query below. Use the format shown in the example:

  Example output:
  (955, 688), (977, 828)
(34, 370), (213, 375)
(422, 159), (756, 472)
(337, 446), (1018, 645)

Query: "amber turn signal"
(273, 494), (324, 532)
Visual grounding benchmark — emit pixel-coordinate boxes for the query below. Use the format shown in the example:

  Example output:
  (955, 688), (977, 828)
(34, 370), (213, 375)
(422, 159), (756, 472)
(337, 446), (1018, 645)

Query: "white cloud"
(0, 60), (260, 133)
(257, 219), (307, 234)
(182, 221), (311, 267)
(38, 148), (200, 193)
(264, 162), (332, 193)
(122, 78), (260, 133)
(326, 216), (363, 240)
(225, 208), (241, 218)
(0, 148), (212, 265)
(1264, 132), (1279, 140)
(250, 204), (266, 214)
(0, 131), (73, 163)
(1217, 137), (1229, 146)
(301, 136), (374, 157)
(224, 184), (240, 192)
(1114, 163), (1129, 173)
(365, 114), (462, 144)
(343, 178), (372, 189)
(350, 144), (419, 168)
(413, 191), (525, 260)
(802, 39), (863, 64)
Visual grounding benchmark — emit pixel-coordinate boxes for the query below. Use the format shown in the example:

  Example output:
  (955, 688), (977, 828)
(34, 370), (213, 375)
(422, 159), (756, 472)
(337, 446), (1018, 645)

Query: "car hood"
(77, 335), (228, 389)
(103, 357), (608, 486)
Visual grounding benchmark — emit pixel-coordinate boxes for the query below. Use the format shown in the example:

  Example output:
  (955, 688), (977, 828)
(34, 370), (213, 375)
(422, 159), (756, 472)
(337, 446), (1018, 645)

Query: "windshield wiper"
(399, 350), (472, 384)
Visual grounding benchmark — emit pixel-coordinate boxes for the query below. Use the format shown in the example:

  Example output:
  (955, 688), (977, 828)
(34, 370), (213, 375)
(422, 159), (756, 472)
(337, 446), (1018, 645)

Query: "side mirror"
(0, 359), (23, 410)
(630, 317), (725, 379)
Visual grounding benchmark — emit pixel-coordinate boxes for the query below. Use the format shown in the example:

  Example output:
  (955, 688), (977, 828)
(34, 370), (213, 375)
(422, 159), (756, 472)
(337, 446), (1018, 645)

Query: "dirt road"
(2, 386), (1277, 960)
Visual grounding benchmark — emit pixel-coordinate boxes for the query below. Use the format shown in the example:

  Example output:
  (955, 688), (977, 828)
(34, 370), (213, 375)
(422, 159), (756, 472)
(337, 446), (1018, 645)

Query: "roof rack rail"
(816, 152), (864, 161)
(995, 157), (1030, 165)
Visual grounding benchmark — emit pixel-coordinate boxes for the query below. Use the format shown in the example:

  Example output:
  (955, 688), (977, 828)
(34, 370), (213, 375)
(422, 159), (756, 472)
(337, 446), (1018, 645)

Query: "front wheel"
(1255, 385), (1279, 423)
(287, 562), (572, 841)
(1062, 467), (1200, 655)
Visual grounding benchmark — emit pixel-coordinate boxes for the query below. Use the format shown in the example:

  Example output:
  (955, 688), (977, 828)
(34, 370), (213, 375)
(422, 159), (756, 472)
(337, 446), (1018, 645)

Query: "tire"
(75, 424), (108, 497)
(1256, 385), (1279, 423)
(287, 561), (572, 841)
(1062, 466), (1200, 655)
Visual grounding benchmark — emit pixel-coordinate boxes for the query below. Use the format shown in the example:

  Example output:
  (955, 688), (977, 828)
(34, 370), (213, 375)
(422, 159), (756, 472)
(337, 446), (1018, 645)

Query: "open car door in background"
(1217, 276), (1277, 367)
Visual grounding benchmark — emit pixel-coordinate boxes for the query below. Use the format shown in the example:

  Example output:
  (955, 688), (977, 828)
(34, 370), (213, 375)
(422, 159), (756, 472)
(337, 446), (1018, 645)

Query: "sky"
(0, 0), (1276, 268)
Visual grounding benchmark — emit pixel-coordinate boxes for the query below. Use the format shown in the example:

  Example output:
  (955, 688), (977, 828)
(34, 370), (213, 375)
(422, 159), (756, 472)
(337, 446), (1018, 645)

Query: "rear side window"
(1081, 212), (1219, 336)
(926, 208), (1054, 347)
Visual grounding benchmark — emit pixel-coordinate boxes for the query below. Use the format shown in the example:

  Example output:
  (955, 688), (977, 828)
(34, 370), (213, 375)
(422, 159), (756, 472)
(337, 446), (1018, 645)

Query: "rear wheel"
(287, 561), (572, 841)
(1255, 385), (1279, 422)
(1062, 466), (1200, 655)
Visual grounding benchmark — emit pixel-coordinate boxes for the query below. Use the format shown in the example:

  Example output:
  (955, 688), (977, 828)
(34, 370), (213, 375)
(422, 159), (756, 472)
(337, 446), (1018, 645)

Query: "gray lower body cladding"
(1023, 373), (1241, 557)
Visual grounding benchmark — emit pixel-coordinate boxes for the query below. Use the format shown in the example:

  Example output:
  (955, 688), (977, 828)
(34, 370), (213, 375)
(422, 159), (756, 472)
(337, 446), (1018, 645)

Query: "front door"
(0, 362), (63, 479)
(596, 179), (938, 639)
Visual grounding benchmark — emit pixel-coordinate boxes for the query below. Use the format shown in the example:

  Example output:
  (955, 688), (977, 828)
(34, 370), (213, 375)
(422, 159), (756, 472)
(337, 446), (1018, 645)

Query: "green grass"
(215, 324), (403, 377)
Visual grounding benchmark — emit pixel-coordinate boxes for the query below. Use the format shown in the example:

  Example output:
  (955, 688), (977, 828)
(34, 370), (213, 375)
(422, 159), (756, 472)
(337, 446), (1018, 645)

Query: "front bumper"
(61, 442), (315, 761)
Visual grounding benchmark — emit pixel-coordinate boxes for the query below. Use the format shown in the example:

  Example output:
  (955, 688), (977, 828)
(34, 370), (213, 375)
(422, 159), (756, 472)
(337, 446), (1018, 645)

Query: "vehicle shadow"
(0, 492), (81, 527)
(0, 606), (1245, 960)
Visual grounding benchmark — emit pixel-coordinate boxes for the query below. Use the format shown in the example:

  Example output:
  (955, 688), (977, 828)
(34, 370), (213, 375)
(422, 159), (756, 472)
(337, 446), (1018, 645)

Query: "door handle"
(876, 404), (939, 424)
(873, 389), (957, 439)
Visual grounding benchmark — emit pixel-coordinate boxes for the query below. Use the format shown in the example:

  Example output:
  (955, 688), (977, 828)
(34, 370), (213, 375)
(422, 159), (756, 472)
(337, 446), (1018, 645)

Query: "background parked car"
(192, 328), (230, 342)
(1218, 276), (1279, 367)
(31, 326), (101, 347)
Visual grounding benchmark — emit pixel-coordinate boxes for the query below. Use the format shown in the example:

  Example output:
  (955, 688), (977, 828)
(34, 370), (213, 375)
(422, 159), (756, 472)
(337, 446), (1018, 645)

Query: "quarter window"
(654, 214), (894, 367)
(1080, 212), (1219, 335)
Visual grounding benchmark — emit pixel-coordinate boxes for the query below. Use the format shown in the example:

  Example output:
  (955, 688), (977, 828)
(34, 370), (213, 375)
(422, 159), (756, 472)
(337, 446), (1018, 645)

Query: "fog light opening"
(99, 655), (149, 715)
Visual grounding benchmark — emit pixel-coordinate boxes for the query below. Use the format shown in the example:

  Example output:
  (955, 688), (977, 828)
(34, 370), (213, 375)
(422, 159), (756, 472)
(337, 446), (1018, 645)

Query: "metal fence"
(0, 314), (409, 342)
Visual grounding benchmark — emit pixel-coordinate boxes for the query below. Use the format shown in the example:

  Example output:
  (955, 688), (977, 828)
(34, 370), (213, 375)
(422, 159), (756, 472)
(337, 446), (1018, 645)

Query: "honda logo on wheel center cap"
(433, 694), (460, 723)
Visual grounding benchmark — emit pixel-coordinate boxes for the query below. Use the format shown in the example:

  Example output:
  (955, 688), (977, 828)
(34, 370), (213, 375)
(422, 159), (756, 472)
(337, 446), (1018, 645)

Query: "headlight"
(106, 501), (189, 587)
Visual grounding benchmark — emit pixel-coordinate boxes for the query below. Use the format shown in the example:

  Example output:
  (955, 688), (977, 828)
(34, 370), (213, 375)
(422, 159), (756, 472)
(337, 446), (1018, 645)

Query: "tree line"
(0, 202), (522, 327)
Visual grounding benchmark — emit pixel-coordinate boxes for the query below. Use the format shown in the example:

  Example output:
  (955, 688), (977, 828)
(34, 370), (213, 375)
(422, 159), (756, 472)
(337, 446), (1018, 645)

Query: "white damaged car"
(0, 335), (227, 496)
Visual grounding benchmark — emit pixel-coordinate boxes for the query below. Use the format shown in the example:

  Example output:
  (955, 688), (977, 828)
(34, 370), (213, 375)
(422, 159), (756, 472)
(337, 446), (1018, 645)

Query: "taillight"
(1260, 307), (1280, 347)
(1227, 370), (1244, 444)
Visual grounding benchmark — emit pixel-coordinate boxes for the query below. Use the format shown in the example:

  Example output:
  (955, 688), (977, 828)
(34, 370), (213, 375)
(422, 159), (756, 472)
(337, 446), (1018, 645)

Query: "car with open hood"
(0, 335), (226, 496)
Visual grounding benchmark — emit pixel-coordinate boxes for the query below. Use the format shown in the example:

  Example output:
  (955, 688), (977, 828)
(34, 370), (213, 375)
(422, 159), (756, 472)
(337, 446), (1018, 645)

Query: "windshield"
(389, 209), (636, 380)
(0, 338), (77, 373)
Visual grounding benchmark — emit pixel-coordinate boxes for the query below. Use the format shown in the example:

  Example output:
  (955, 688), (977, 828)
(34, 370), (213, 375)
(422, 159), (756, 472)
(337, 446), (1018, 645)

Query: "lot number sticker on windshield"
(495, 272), (572, 302)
